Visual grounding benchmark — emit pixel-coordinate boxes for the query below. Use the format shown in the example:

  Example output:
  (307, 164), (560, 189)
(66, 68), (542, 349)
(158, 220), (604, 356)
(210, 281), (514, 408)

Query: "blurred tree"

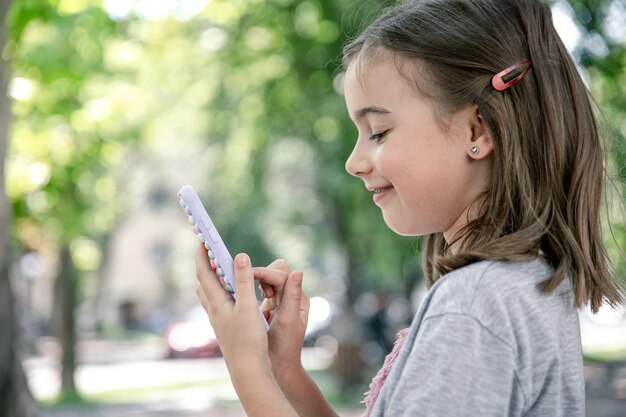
(7, 0), (119, 400)
(0, 0), (38, 414)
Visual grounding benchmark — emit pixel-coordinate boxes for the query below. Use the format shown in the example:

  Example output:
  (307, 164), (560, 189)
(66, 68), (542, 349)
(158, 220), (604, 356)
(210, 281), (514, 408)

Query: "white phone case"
(178, 184), (270, 331)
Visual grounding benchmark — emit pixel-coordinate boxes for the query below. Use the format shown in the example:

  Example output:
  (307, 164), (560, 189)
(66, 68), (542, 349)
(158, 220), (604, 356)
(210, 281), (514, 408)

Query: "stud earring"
(470, 146), (480, 156)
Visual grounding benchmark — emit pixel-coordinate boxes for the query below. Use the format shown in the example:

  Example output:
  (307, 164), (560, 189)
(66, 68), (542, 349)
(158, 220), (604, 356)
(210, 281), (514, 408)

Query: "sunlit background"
(3, 0), (626, 416)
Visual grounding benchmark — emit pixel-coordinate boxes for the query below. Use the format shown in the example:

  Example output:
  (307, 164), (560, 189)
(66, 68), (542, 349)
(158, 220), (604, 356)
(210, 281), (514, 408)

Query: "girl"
(194, 0), (625, 416)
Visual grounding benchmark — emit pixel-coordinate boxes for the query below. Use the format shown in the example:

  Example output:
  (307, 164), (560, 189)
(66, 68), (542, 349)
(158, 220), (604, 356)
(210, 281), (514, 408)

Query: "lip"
(371, 186), (394, 204)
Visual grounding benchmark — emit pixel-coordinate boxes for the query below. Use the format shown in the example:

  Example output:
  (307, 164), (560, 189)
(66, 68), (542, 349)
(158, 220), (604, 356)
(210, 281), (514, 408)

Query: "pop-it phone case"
(177, 184), (270, 331)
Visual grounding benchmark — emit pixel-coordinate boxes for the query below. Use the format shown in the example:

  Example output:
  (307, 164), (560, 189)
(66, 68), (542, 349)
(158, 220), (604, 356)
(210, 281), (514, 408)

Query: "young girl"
(194, 0), (625, 416)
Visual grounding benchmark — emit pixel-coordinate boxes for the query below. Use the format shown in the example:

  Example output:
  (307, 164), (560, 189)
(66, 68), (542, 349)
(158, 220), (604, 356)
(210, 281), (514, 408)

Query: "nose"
(345, 140), (372, 178)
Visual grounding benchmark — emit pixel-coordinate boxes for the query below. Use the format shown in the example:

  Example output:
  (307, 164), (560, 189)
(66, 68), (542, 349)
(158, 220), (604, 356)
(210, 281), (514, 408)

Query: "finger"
(266, 259), (291, 274)
(253, 267), (290, 306)
(253, 267), (289, 288)
(260, 282), (275, 298)
(196, 285), (209, 312)
(260, 295), (277, 314)
(260, 295), (277, 321)
(261, 297), (279, 323)
(233, 253), (257, 308)
(277, 271), (304, 326)
(195, 245), (232, 308)
(259, 283), (274, 299)
(196, 285), (220, 330)
(254, 267), (289, 299)
(300, 293), (310, 326)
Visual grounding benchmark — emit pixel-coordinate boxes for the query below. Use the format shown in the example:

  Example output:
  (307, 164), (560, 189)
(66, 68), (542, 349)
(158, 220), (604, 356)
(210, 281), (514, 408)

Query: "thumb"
(279, 271), (304, 322)
(233, 253), (256, 307)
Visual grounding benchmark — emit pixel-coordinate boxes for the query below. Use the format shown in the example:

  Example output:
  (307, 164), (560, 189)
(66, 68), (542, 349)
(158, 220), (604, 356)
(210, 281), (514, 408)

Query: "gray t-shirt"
(369, 258), (584, 416)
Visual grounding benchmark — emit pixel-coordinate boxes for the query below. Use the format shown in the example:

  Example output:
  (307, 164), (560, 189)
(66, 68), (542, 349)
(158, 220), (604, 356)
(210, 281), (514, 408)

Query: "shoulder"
(423, 258), (574, 348)
(426, 258), (555, 314)
(388, 259), (583, 415)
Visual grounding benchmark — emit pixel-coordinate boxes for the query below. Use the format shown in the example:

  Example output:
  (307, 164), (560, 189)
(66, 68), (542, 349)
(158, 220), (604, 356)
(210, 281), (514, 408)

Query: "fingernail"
(264, 288), (272, 298)
(293, 271), (303, 284)
(235, 253), (249, 267)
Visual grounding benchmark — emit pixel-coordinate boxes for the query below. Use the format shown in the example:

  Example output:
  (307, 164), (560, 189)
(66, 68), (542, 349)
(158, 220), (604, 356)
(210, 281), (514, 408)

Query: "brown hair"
(343, 0), (624, 312)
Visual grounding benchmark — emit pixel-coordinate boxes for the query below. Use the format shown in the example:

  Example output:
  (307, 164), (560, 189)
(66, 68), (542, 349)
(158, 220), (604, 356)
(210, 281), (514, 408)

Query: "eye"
(369, 130), (390, 143)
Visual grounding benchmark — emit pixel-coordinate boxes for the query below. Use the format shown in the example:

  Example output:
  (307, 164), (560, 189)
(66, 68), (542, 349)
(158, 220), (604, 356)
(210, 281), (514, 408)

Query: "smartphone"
(177, 184), (270, 331)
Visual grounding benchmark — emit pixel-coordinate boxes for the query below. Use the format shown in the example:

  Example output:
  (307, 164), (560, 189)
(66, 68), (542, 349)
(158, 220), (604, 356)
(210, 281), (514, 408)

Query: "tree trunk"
(52, 246), (78, 398)
(0, 0), (39, 415)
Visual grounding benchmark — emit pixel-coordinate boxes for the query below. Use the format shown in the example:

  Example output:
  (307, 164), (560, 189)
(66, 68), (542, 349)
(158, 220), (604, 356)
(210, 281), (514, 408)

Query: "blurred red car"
(164, 296), (335, 357)
(164, 305), (221, 358)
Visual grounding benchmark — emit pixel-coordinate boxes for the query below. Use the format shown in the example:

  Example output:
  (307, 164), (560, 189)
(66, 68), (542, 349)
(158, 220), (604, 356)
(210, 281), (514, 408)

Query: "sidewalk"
(31, 340), (363, 417)
(40, 395), (626, 417)
(31, 335), (626, 417)
(39, 358), (626, 417)
(41, 403), (364, 417)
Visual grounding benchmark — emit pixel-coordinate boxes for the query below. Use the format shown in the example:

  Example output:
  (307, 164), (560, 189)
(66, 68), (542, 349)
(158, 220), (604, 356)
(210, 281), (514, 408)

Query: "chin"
(383, 215), (429, 237)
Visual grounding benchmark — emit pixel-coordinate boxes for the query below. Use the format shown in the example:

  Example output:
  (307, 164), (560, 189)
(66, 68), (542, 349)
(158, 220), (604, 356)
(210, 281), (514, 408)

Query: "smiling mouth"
(372, 186), (394, 204)
(373, 186), (394, 194)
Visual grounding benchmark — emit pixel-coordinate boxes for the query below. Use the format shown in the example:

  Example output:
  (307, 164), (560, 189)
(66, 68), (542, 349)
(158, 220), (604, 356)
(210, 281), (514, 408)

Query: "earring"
(470, 146), (480, 156)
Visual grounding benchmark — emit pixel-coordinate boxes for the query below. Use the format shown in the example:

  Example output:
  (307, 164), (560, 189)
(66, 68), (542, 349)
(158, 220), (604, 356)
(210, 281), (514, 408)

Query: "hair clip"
(491, 60), (532, 91)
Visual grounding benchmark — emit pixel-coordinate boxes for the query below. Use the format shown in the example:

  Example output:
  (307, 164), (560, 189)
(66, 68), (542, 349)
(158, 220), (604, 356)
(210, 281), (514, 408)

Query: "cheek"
(381, 152), (473, 234)
(379, 146), (447, 194)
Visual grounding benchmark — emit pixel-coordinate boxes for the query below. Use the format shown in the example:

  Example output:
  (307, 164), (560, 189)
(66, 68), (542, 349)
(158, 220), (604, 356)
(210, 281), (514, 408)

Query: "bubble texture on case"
(177, 191), (235, 296)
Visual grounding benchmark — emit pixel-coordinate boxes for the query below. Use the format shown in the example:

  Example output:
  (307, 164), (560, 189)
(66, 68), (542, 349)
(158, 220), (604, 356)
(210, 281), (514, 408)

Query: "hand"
(195, 245), (270, 378)
(256, 262), (337, 417)
(253, 260), (310, 382)
(196, 246), (305, 417)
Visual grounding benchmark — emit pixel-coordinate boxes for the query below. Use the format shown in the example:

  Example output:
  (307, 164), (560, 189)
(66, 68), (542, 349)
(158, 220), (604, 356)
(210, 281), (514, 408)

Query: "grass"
(584, 348), (626, 362)
(40, 379), (222, 407)
(40, 390), (87, 407)
(40, 368), (365, 411)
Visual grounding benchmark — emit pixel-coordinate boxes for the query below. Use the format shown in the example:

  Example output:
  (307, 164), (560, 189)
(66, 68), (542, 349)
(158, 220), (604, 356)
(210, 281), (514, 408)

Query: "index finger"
(195, 245), (233, 308)
(252, 267), (290, 287)
(266, 259), (291, 274)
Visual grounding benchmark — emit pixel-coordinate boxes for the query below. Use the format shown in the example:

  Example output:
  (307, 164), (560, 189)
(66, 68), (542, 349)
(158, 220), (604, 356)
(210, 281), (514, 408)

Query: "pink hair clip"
(491, 59), (532, 91)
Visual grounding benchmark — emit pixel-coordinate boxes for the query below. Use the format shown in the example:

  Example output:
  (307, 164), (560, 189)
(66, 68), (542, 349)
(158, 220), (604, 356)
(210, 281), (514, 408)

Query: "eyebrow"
(353, 105), (391, 121)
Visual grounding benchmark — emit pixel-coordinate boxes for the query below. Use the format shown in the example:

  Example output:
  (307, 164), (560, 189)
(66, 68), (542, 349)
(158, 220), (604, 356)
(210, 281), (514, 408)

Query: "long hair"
(343, 0), (624, 312)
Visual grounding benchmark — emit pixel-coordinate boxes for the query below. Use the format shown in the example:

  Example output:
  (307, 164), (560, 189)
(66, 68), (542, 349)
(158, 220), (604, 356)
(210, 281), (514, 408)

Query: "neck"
(443, 198), (486, 255)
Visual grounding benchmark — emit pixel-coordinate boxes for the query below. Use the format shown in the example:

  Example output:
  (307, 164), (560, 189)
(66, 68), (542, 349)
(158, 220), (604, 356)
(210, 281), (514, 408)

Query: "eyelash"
(369, 130), (389, 143)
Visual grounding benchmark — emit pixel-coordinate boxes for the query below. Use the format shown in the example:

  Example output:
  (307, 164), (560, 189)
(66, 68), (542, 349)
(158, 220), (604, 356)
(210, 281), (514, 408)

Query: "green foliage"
(7, 1), (120, 259)
(6, 0), (626, 312)
(565, 0), (626, 278)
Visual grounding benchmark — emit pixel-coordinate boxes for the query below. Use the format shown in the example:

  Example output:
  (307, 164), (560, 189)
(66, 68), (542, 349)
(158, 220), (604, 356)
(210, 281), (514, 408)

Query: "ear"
(465, 104), (493, 160)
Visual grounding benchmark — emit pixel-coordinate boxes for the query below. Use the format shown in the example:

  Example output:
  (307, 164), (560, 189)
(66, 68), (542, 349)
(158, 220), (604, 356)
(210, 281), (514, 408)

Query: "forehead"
(345, 51), (401, 93)
(344, 53), (428, 117)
